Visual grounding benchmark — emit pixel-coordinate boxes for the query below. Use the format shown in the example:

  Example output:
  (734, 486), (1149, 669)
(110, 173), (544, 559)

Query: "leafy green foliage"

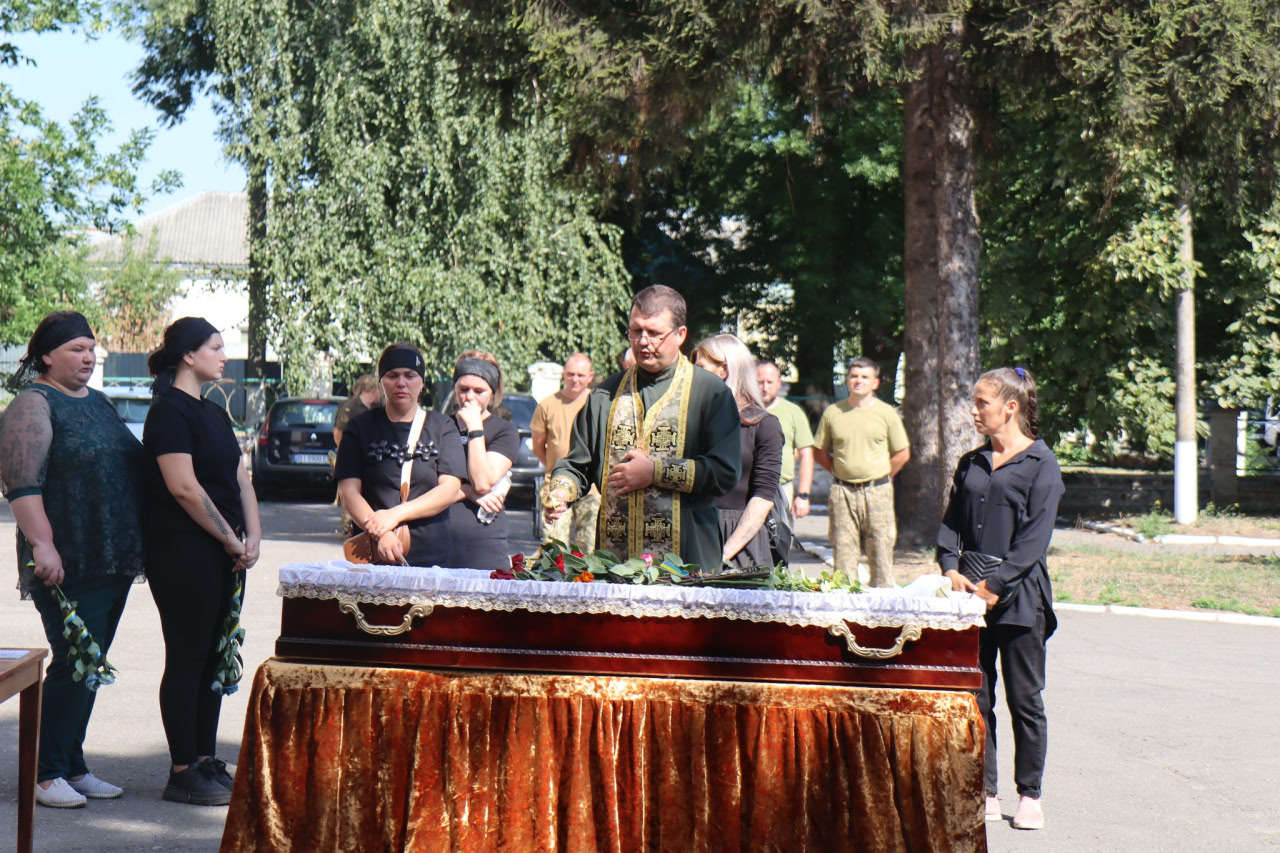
(0, 79), (178, 346)
(90, 231), (184, 351)
(616, 80), (905, 393)
(206, 0), (631, 391)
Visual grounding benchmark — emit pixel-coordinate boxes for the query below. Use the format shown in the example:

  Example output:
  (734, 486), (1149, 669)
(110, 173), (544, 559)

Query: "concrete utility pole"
(1173, 192), (1197, 524)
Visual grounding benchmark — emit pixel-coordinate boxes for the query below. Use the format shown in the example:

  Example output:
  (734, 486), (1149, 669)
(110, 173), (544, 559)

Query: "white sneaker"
(985, 795), (1003, 821)
(35, 778), (87, 809)
(67, 773), (124, 799)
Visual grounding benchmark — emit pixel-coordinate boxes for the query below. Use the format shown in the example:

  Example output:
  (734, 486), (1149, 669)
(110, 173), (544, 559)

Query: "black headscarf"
(378, 346), (426, 380)
(6, 311), (95, 391)
(452, 357), (500, 397)
(149, 317), (221, 396)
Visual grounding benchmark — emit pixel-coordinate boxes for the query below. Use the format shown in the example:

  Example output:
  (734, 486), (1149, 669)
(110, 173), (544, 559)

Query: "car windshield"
(271, 401), (337, 428)
(112, 398), (151, 424)
(503, 395), (536, 429)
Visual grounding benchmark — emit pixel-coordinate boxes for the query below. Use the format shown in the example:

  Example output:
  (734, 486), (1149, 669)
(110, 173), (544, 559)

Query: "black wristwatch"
(797, 492), (810, 500)
(467, 429), (485, 439)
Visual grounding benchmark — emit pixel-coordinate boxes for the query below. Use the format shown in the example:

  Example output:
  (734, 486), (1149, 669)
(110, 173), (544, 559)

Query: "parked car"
(252, 396), (343, 498)
(102, 384), (153, 441)
(436, 391), (545, 502)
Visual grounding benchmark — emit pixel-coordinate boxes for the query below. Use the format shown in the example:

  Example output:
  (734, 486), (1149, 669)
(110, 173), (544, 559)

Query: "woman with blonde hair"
(691, 334), (783, 569)
(937, 366), (1063, 830)
(444, 352), (519, 569)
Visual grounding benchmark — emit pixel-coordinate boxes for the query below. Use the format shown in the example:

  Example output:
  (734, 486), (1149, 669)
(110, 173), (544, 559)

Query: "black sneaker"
(200, 757), (235, 791)
(162, 763), (231, 806)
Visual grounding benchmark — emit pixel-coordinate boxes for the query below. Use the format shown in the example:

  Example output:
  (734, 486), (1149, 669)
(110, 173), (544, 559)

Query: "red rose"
(510, 553), (525, 570)
(490, 569), (515, 580)
(571, 550), (584, 558)
(554, 554), (565, 572)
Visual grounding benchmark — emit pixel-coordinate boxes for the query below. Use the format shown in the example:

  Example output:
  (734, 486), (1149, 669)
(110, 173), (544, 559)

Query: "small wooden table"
(0, 648), (48, 853)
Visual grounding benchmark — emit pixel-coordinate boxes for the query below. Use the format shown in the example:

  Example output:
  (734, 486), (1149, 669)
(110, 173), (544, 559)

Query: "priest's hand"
(543, 488), (571, 523)
(608, 449), (654, 495)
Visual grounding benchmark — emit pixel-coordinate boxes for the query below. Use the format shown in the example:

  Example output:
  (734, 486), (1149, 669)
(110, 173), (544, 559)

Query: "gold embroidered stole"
(597, 357), (694, 559)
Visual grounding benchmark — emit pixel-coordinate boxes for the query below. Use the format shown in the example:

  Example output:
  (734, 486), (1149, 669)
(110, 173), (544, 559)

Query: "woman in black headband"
(937, 366), (1062, 830)
(335, 343), (466, 566)
(142, 317), (262, 806)
(443, 351), (520, 570)
(0, 311), (145, 807)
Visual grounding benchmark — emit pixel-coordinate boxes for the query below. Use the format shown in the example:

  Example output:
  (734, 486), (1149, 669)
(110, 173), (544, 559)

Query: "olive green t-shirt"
(814, 397), (909, 483)
(766, 397), (815, 485)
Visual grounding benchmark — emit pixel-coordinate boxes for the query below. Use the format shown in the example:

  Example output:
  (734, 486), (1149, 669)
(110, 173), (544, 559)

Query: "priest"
(545, 286), (741, 571)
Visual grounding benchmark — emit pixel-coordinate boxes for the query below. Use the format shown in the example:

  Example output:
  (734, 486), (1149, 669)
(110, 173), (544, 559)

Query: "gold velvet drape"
(221, 660), (986, 852)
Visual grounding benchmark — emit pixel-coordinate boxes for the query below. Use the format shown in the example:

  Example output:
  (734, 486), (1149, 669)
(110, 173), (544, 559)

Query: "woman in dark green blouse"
(0, 311), (146, 809)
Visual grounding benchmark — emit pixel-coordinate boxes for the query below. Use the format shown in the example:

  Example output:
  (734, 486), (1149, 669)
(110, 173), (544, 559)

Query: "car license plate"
(292, 453), (328, 465)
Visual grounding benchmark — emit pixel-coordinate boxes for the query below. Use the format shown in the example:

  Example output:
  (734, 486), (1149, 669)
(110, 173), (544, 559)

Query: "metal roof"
(91, 191), (249, 269)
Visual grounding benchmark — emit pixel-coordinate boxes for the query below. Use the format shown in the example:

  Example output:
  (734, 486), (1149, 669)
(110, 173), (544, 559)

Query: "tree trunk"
(897, 44), (942, 549)
(246, 147), (268, 385)
(1173, 188), (1197, 524)
(897, 22), (981, 549)
(931, 20), (981, 523)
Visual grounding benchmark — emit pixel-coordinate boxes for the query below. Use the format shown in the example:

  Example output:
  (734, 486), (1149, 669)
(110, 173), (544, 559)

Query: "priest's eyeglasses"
(627, 327), (679, 346)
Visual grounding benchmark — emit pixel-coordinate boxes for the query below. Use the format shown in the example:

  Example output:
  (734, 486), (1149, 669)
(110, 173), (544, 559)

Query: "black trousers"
(148, 534), (237, 766)
(977, 603), (1048, 799)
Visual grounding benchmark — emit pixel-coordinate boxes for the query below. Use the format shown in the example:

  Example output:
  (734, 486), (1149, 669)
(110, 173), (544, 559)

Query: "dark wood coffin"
(275, 565), (984, 690)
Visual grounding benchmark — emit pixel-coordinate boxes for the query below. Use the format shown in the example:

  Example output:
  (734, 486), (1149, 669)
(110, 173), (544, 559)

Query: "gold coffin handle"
(336, 594), (433, 636)
(827, 622), (922, 659)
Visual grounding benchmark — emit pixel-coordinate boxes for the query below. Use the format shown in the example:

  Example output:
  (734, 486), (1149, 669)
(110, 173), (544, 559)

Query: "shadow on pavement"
(0, 719), (238, 851)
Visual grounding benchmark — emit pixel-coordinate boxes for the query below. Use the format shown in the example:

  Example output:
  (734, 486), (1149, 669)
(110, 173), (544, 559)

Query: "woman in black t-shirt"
(692, 334), (783, 570)
(335, 343), (465, 567)
(143, 317), (262, 807)
(443, 353), (519, 570)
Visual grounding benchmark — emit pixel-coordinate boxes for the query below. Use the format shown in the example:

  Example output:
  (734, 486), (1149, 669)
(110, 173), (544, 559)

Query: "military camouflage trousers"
(828, 480), (897, 587)
(544, 483), (601, 553)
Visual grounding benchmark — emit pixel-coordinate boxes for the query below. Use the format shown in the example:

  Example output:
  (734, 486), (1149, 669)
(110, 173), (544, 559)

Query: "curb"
(794, 535), (1280, 629)
(1055, 602), (1280, 627)
(1060, 515), (1280, 549)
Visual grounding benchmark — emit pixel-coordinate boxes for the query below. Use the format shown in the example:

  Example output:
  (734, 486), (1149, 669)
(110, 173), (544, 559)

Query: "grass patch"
(1109, 503), (1280, 539)
(1192, 597), (1261, 615)
(1048, 544), (1280, 614)
(1132, 506), (1172, 539)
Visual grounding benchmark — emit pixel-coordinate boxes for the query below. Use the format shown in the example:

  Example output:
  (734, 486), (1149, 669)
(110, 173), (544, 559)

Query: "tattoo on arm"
(201, 495), (232, 540)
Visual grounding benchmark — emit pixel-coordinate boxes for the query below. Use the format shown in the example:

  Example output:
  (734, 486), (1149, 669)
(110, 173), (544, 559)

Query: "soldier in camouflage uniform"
(814, 357), (910, 587)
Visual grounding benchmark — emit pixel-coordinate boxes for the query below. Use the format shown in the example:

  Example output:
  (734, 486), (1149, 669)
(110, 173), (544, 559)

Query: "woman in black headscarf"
(0, 311), (145, 808)
(143, 317), (262, 807)
(335, 343), (466, 566)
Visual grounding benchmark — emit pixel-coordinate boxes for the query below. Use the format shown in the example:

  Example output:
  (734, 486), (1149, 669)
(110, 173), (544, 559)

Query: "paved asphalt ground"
(1, 497), (1277, 851)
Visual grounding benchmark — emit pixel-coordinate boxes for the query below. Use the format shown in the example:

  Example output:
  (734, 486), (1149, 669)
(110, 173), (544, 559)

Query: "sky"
(6, 27), (245, 219)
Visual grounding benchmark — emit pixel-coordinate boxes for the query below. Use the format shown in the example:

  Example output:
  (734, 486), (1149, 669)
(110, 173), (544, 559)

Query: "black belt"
(835, 475), (891, 489)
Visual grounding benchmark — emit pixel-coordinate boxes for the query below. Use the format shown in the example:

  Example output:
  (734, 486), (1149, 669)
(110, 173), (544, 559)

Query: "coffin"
(275, 562), (987, 689)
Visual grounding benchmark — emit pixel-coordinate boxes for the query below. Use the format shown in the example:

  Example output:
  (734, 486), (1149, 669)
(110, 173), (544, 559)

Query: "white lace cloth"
(278, 562), (987, 631)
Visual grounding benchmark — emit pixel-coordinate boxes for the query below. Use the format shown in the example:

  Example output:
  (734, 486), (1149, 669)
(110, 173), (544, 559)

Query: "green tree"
(614, 79), (905, 397)
(201, 0), (631, 391)
(90, 231), (184, 351)
(0, 88), (177, 345)
(986, 0), (1280, 477)
(1, 3), (178, 348)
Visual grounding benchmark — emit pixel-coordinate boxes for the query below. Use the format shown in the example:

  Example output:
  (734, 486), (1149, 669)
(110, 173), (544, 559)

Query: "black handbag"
(765, 484), (795, 566)
(958, 550), (1003, 584)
